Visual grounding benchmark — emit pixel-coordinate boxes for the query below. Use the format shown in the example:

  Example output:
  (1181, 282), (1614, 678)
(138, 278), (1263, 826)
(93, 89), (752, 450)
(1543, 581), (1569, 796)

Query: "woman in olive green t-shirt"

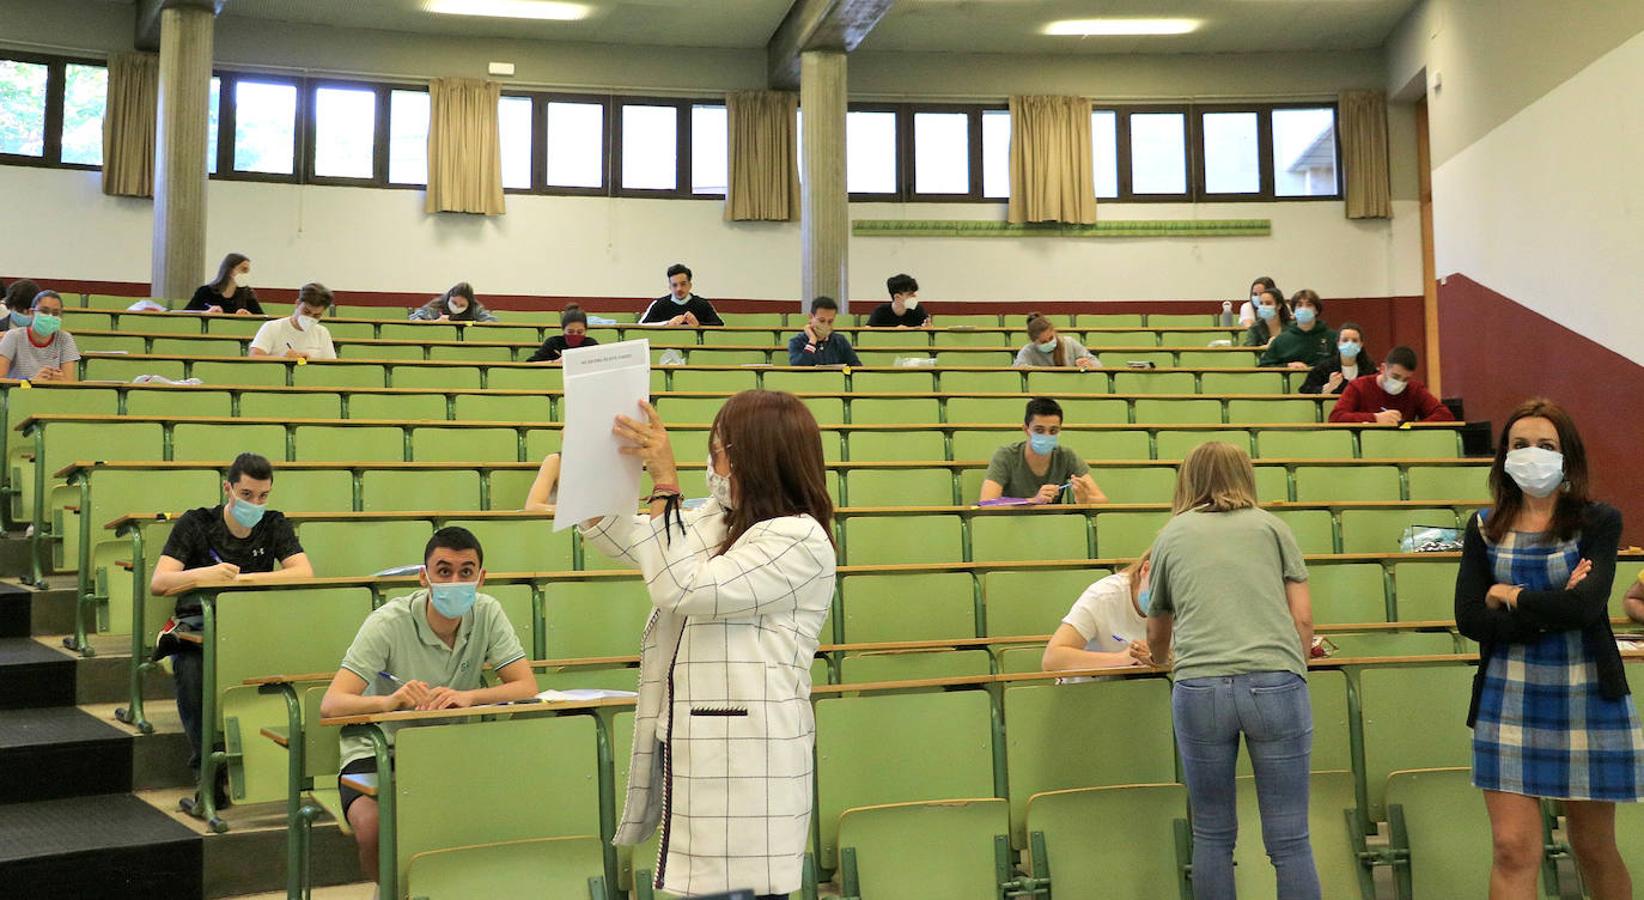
(1146, 441), (1319, 899)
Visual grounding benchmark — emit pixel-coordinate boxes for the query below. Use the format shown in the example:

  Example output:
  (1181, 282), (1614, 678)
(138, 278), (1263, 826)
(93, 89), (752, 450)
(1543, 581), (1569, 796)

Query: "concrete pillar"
(151, 6), (214, 302)
(799, 49), (848, 313)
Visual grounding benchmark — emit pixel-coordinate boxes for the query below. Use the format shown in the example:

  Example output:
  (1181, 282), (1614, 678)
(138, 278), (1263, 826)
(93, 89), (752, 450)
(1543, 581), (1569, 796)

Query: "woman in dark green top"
(1258, 289), (1336, 369)
(1241, 287), (1289, 348)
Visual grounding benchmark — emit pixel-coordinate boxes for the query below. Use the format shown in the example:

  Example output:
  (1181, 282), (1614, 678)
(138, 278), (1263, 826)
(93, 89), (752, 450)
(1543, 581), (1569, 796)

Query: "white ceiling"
(862, 0), (1421, 54)
(189, 0), (1417, 53)
(216, 0), (796, 49)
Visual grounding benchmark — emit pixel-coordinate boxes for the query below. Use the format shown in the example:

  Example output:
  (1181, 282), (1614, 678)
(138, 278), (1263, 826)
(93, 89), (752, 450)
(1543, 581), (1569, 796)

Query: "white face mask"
(1380, 374), (1408, 396)
(1504, 446), (1565, 498)
(704, 455), (733, 509)
(1035, 337), (1058, 353)
(904, 297), (919, 310)
(294, 314), (317, 330)
(448, 302), (469, 316)
(233, 271), (250, 288)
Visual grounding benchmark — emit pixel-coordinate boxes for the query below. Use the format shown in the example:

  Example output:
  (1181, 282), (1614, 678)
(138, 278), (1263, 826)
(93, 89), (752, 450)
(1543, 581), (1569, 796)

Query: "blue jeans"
(1173, 671), (1319, 900)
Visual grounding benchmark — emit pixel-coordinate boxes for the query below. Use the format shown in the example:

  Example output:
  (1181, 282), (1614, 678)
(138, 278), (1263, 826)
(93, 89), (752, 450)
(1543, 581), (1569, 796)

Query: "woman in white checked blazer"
(580, 390), (836, 899)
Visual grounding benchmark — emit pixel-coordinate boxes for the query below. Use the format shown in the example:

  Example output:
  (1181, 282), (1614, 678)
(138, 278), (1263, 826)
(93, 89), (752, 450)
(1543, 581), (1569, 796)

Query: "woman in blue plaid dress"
(1456, 399), (1642, 899)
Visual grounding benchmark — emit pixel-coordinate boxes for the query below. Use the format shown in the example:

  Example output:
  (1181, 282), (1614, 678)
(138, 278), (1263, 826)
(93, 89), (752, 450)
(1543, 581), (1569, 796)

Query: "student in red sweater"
(1328, 345), (1455, 425)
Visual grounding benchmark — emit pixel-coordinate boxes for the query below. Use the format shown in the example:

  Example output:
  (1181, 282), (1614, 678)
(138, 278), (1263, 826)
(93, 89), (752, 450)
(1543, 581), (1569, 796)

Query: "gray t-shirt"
(0, 328), (80, 380)
(1148, 507), (1309, 681)
(984, 441), (1090, 502)
(1013, 335), (1099, 368)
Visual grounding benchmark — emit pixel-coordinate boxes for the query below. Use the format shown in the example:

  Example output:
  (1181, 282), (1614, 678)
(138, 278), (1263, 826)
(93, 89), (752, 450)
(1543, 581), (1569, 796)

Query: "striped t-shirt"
(0, 328), (80, 380)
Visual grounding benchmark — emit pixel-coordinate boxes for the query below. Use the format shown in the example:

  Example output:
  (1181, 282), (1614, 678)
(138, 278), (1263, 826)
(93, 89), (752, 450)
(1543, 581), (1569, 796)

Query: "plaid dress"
(1472, 522), (1644, 800)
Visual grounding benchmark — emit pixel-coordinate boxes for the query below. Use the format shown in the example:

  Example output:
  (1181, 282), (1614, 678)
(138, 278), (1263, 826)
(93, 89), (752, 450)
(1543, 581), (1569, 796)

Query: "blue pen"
(378, 670), (405, 686)
(209, 549), (223, 564)
(1112, 634), (1132, 646)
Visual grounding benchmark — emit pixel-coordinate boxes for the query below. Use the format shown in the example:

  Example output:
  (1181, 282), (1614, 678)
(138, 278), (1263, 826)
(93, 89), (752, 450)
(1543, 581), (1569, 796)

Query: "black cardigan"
(1454, 502), (1628, 727)
(1297, 351), (1375, 394)
(185, 284), (263, 315)
(526, 334), (599, 363)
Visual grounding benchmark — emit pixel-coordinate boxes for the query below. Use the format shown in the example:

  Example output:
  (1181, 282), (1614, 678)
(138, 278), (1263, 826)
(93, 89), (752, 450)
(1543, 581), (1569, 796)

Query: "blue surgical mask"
(1035, 338), (1058, 353)
(229, 496), (266, 529)
(1028, 432), (1058, 455)
(10, 312), (32, 327)
(429, 581), (478, 618)
(1339, 341), (1361, 358)
(1257, 305), (1277, 321)
(31, 312), (61, 337)
(1137, 587), (1153, 615)
(1294, 307), (1316, 325)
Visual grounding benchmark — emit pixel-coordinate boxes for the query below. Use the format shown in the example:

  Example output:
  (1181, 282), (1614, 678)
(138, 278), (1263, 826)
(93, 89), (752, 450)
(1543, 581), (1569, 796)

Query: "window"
(233, 80), (298, 175)
(690, 103), (727, 196)
(60, 63), (107, 166)
(981, 109), (1010, 199)
(1128, 111), (1187, 195)
(545, 100), (603, 189)
(0, 59), (49, 157)
(312, 85), (376, 179)
(619, 103), (677, 191)
(1091, 110), (1118, 199)
(913, 111), (970, 195)
(387, 89), (429, 185)
(1201, 111), (1260, 195)
(207, 77), (221, 174)
(846, 110), (897, 195)
(498, 95), (533, 190)
(1273, 106), (1338, 197)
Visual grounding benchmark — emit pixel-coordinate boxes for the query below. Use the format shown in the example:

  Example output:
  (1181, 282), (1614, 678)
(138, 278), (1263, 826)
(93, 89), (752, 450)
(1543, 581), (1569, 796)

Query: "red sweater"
(1328, 374), (1454, 423)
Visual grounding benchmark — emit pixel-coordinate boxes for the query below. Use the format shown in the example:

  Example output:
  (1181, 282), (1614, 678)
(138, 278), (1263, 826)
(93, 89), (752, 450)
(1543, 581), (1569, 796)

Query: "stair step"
(0, 793), (202, 899)
(0, 582), (30, 638)
(0, 707), (132, 803)
(0, 637), (75, 709)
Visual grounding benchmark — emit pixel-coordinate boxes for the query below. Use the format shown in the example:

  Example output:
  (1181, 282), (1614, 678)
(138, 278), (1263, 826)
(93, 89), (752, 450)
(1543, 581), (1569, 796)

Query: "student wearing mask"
(788, 296), (862, 366)
(1242, 288), (1290, 348)
(0, 290), (79, 382)
(1328, 346), (1454, 425)
(410, 281), (497, 323)
(1042, 553), (1154, 680)
(248, 283), (338, 360)
(1455, 399), (1639, 897)
(979, 398), (1107, 504)
(527, 304), (598, 363)
(186, 253), (263, 315)
(1147, 442), (1319, 898)
(523, 453), (561, 512)
(1298, 322), (1373, 395)
(1258, 290), (1336, 369)
(149, 453), (314, 812)
(1, 278), (41, 333)
(866, 273), (929, 328)
(1624, 572), (1644, 626)
(581, 390), (836, 900)
(1237, 276), (1281, 328)
(320, 526), (536, 883)
(1014, 313), (1099, 369)
(639, 263), (723, 327)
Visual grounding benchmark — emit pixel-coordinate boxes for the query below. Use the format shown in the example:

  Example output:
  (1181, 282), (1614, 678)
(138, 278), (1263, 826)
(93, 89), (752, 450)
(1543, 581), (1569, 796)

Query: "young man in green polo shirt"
(319, 526), (538, 882)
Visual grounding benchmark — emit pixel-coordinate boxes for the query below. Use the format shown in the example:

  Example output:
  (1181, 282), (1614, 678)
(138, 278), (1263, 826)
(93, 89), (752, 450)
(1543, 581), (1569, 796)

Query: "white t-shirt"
(249, 316), (337, 360)
(1238, 300), (1257, 327)
(1340, 363), (1359, 382)
(1059, 571), (1148, 682)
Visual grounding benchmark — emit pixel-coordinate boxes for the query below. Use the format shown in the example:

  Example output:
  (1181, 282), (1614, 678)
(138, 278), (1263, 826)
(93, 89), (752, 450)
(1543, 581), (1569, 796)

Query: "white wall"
(0, 165), (1419, 305)
(1427, 29), (1644, 365)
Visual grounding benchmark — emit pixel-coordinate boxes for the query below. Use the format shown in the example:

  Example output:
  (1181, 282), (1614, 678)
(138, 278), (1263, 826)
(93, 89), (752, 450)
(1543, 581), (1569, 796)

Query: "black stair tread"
(0, 637), (69, 667)
(0, 706), (128, 751)
(0, 793), (198, 862)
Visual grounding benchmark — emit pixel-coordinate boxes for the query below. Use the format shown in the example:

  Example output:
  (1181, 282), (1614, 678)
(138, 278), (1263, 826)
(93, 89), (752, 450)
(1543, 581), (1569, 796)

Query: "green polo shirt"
(336, 590), (526, 770)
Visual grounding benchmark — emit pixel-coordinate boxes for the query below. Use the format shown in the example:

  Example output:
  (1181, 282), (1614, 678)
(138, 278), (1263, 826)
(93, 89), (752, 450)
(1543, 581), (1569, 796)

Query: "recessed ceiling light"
(424, 0), (591, 21)
(1044, 18), (1200, 36)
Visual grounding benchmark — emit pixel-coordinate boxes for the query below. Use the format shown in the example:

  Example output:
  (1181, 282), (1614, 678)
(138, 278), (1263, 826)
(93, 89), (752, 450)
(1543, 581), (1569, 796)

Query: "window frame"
(1193, 104), (1273, 202)
(1114, 105), (1192, 202)
(539, 93), (613, 197)
(0, 51), (107, 171)
(611, 97), (692, 200)
(495, 90), (538, 195)
(905, 103), (987, 202)
(303, 78), (387, 188)
(220, 71), (305, 184)
(1267, 101), (1343, 201)
(382, 85), (431, 191)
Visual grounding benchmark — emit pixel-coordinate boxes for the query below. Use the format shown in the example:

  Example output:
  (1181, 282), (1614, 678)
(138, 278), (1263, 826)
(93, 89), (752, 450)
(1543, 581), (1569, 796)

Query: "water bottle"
(1219, 301), (1235, 327)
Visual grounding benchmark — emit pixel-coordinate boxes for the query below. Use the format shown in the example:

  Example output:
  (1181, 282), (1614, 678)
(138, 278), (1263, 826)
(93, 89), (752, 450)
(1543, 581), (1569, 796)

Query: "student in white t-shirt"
(1041, 553), (1154, 681)
(249, 283), (338, 360)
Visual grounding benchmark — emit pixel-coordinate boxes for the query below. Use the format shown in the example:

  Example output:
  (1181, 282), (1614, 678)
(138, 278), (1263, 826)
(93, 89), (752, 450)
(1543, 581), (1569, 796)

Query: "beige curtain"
(725, 91), (799, 222)
(1340, 90), (1392, 219)
(101, 53), (158, 198)
(1007, 95), (1096, 225)
(426, 78), (505, 215)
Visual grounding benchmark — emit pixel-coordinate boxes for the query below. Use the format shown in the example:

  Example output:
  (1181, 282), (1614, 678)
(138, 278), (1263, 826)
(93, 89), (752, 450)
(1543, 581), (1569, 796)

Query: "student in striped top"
(0, 290), (78, 381)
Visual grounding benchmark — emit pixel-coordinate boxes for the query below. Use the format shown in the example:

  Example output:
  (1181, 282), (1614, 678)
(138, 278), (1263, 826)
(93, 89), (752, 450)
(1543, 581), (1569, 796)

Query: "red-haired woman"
(581, 390), (836, 900)
(1456, 398), (1641, 899)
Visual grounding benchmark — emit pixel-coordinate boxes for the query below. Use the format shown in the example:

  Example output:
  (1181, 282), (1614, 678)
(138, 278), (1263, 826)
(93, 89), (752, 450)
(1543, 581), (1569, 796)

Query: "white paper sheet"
(552, 339), (651, 532)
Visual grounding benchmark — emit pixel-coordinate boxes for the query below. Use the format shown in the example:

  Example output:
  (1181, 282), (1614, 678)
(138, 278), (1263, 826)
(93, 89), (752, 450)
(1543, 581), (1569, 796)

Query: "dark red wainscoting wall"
(1439, 274), (1644, 545)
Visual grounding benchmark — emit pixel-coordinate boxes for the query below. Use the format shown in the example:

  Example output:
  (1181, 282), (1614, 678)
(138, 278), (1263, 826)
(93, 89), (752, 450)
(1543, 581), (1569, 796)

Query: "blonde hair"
(1172, 442), (1260, 514)
(1120, 549), (1152, 582)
